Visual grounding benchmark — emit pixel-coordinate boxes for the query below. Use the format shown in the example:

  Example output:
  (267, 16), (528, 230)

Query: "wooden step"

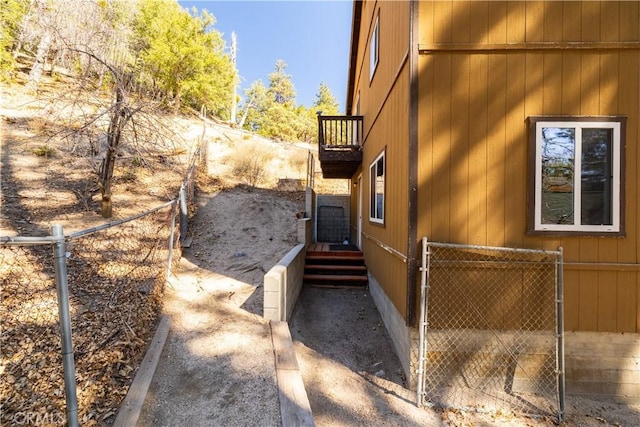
(303, 273), (368, 288)
(306, 250), (364, 258)
(304, 264), (367, 274)
(305, 254), (365, 265)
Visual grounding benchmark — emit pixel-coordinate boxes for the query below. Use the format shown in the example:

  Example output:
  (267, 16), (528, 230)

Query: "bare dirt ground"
(136, 184), (639, 426)
(2, 75), (639, 426)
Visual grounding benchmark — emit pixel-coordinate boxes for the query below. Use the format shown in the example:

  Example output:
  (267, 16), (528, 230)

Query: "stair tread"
(306, 251), (364, 258)
(306, 255), (365, 262)
(305, 264), (367, 271)
(303, 274), (369, 281)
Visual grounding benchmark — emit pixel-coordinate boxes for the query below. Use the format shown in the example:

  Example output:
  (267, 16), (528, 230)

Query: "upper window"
(370, 150), (385, 224)
(369, 14), (379, 81)
(528, 117), (626, 235)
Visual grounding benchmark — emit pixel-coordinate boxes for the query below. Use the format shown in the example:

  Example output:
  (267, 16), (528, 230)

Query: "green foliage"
(32, 145), (55, 158)
(0, 0), (26, 79)
(268, 59), (296, 107)
(313, 82), (340, 116)
(239, 65), (341, 144)
(133, 0), (236, 116)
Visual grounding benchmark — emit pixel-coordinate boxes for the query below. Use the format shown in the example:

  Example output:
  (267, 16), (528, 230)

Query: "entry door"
(357, 174), (363, 248)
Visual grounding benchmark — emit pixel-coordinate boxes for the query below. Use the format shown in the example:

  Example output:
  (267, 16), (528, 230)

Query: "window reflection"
(541, 127), (575, 224)
(581, 129), (612, 225)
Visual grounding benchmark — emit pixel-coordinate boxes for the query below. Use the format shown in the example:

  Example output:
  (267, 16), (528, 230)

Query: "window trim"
(527, 116), (626, 236)
(369, 13), (379, 82)
(369, 149), (385, 225)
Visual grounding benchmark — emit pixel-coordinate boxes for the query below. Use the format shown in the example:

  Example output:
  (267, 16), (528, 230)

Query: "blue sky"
(178, 1), (353, 111)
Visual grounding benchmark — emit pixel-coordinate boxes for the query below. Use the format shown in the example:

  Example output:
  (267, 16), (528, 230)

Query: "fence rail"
(417, 238), (565, 422)
(1, 202), (179, 426)
(1, 202), (181, 426)
(1, 108), (211, 426)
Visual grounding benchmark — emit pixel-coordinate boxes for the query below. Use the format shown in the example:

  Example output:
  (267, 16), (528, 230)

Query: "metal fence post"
(416, 236), (429, 407)
(556, 246), (565, 423)
(51, 225), (79, 427)
(179, 184), (188, 243)
(167, 201), (177, 281)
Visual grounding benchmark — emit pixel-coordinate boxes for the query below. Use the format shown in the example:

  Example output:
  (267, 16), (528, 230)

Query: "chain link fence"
(179, 134), (207, 244)
(1, 202), (179, 426)
(417, 238), (564, 422)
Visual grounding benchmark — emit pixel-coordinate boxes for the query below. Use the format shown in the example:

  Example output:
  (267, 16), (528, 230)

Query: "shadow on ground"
(290, 286), (439, 426)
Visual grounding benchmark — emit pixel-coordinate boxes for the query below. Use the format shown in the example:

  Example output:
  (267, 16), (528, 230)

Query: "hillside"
(0, 74), (341, 425)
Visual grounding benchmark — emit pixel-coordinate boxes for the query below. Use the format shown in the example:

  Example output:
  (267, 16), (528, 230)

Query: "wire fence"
(0, 131), (206, 426)
(179, 130), (208, 243)
(417, 238), (564, 422)
(1, 202), (179, 426)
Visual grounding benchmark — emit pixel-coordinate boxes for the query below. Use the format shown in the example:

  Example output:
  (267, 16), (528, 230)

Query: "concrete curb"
(270, 320), (315, 427)
(113, 315), (171, 427)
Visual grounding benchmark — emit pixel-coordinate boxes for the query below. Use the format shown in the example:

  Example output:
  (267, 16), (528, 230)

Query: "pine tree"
(312, 82), (340, 116)
(133, 0), (236, 116)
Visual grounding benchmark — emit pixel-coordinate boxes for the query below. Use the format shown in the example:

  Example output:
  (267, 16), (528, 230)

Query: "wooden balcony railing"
(317, 115), (364, 179)
(318, 115), (363, 148)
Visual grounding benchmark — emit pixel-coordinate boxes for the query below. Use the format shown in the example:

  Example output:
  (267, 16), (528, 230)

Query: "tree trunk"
(172, 86), (181, 115)
(28, 31), (52, 90)
(100, 86), (126, 218)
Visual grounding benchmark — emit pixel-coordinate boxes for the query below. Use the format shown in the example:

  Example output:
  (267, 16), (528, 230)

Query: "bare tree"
(16, 0), (183, 218)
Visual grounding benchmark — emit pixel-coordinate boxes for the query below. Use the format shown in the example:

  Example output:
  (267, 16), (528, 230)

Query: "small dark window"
(369, 14), (379, 81)
(369, 151), (385, 223)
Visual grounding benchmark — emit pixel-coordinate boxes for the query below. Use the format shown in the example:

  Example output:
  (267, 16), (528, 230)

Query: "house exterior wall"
(416, 0), (640, 334)
(342, 0), (640, 398)
(350, 0), (412, 317)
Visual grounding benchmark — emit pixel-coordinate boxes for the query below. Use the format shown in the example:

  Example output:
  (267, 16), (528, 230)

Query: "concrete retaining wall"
(263, 244), (306, 322)
(298, 218), (312, 246)
(263, 186), (316, 322)
(316, 194), (350, 243)
(306, 187), (316, 242)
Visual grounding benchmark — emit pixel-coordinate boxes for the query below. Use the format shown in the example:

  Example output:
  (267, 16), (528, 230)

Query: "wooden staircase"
(303, 249), (368, 288)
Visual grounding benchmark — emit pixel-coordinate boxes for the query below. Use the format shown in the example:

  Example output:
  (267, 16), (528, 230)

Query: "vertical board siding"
(362, 66), (410, 316)
(416, 1), (640, 333)
(486, 54), (507, 247)
(359, 1), (409, 140)
(363, 239), (407, 319)
(352, 1), (411, 318)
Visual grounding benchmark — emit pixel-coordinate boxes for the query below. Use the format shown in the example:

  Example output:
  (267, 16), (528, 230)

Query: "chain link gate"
(417, 238), (565, 422)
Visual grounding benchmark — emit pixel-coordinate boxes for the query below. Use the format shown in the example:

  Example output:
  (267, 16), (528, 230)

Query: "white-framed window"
(369, 13), (379, 81)
(369, 150), (385, 224)
(528, 117), (626, 235)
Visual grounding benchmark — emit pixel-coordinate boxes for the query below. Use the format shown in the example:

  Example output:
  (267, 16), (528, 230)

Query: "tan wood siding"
(350, 1), (411, 318)
(416, 1), (640, 333)
(361, 65), (410, 317)
(355, 1), (409, 140)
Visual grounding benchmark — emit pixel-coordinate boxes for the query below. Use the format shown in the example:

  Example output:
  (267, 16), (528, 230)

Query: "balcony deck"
(318, 115), (363, 179)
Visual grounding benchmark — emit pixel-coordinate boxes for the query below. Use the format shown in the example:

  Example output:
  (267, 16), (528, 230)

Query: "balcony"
(318, 115), (363, 179)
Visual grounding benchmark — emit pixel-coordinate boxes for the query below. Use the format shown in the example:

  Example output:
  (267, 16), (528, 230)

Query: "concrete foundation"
(369, 273), (640, 402)
(368, 274), (419, 390)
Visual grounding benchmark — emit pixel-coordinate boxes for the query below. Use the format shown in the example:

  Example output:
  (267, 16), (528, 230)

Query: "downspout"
(406, 0), (419, 327)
